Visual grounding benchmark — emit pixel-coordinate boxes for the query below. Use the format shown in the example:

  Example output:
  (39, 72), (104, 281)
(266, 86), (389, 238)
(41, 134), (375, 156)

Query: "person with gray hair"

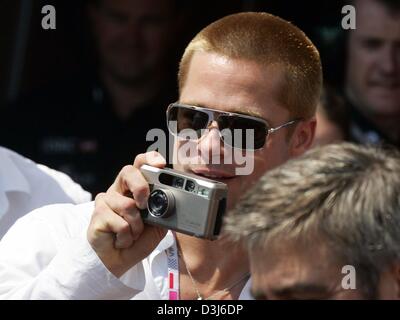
(225, 142), (400, 300)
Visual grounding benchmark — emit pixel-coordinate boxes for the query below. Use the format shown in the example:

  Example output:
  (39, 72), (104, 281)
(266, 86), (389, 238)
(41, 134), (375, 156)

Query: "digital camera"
(140, 165), (228, 240)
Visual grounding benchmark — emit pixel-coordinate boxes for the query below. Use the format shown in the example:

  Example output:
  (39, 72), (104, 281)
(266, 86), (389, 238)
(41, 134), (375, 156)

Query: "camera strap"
(167, 235), (180, 300)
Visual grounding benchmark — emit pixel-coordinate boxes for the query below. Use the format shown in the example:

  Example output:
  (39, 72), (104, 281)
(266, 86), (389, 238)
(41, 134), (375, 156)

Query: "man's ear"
(289, 117), (316, 157)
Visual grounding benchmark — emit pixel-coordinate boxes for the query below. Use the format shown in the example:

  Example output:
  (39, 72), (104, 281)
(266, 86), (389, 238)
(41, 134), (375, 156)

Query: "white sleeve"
(0, 207), (140, 300)
(37, 164), (92, 203)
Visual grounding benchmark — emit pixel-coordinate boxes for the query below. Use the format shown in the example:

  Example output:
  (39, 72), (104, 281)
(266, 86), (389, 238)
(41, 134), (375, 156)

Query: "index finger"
(108, 151), (167, 205)
(133, 151), (166, 169)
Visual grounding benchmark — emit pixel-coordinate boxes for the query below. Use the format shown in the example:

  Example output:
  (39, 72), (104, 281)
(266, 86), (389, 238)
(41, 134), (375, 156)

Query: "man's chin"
(368, 100), (400, 116)
(365, 89), (400, 113)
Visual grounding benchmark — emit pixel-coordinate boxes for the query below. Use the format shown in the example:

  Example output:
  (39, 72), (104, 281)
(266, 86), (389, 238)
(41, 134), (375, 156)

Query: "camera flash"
(198, 188), (209, 197)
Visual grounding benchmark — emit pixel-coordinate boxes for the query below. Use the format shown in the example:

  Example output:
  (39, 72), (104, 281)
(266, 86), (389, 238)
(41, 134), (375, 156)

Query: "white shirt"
(0, 146), (91, 239)
(0, 201), (253, 300)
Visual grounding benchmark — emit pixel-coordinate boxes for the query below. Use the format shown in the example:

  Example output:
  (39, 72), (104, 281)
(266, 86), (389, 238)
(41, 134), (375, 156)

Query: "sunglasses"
(166, 103), (300, 150)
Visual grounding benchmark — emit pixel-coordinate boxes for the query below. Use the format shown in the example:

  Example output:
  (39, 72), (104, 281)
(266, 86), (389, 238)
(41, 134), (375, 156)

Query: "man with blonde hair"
(226, 143), (400, 300)
(0, 12), (321, 299)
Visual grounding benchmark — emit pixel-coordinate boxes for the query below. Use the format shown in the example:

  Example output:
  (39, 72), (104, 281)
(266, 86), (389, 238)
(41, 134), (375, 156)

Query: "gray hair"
(225, 143), (400, 298)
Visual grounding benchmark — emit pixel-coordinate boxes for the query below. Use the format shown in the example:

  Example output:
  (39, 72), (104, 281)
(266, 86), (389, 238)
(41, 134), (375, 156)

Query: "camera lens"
(148, 189), (174, 218)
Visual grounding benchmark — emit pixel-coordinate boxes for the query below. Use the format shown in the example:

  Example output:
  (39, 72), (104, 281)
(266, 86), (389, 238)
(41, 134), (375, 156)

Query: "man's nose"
(197, 121), (225, 160)
(123, 20), (143, 45)
(379, 45), (399, 75)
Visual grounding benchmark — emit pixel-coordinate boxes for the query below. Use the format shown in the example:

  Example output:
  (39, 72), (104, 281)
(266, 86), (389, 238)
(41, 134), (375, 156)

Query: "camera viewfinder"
(172, 177), (184, 189)
(185, 180), (196, 192)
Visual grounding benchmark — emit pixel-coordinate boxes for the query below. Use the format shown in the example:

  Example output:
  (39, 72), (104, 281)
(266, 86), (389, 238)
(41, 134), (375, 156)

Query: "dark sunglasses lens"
(167, 105), (209, 138)
(219, 116), (267, 150)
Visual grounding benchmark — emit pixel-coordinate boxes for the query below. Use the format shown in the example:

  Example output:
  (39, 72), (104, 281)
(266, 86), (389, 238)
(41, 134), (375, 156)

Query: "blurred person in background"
(0, 0), (185, 195)
(226, 143), (400, 300)
(344, 0), (400, 147)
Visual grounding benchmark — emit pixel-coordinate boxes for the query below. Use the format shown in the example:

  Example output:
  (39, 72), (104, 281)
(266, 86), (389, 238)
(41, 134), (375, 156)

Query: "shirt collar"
(150, 230), (175, 258)
(0, 148), (31, 194)
(147, 230), (256, 300)
(347, 99), (397, 146)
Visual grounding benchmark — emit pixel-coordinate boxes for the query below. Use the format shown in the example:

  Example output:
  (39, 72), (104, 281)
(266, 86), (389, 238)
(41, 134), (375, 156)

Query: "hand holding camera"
(87, 151), (228, 277)
(140, 165), (227, 240)
(87, 151), (168, 277)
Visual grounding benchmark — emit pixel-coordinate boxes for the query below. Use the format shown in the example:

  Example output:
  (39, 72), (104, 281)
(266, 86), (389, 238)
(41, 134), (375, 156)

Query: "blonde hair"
(178, 12), (322, 119)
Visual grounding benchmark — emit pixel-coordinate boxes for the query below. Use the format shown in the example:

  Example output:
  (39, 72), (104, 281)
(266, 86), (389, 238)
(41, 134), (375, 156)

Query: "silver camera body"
(140, 165), (228, 240)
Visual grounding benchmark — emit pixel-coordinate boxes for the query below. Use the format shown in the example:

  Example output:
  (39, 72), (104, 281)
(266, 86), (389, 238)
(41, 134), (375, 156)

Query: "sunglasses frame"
(166, 102), (300, 150)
